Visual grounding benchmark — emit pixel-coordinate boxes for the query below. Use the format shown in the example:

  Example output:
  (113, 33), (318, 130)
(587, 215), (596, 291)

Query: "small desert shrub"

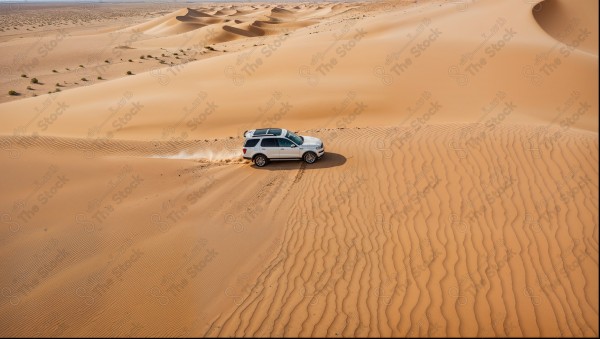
(52, 69), (58, 73)
(81, 77), (87, 81)
(31, 78), (39, 84)
(8, 90), (18, 96)
(97, 76), (102, 80)
(104, 60), (109, 63)
(79, 65), (84, 68)
(55, 88), (61, 92)
(140, 55), (145, 59)
(128, 59), (133, 62)
(27, 86), (33, 90)
(21, 74), (27, 78)
(126, 71), (132, 75)
(147, 55), (152, 58)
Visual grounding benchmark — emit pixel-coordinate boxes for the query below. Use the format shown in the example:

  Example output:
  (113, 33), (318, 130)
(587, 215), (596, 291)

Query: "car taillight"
(243, 148), (247, 154)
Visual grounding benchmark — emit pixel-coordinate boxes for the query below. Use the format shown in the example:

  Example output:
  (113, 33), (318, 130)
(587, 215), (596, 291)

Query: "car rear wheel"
(303, 152), (317, 164)
(254, 154), (268, 167)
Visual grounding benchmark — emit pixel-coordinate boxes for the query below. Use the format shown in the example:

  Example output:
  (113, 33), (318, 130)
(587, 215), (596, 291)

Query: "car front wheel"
(254, 154), (268, 167)
(303, 152), (317, 164)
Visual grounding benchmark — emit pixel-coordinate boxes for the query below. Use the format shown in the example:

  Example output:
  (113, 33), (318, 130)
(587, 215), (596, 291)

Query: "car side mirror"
(291, 144), (297, 148)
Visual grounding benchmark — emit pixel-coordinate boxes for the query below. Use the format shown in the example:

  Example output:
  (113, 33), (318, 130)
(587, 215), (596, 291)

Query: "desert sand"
(0, 0), (598, 337)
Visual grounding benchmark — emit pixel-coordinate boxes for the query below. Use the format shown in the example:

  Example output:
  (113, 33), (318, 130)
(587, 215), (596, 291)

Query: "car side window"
(244, 139), (259, 147)
(261, 138), (279, 147)
(278, 138), (295, 147)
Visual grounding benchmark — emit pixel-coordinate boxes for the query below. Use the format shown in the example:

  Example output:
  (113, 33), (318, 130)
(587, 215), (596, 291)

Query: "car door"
(260, 138), (280, 158)
(278, 137), (301, 158)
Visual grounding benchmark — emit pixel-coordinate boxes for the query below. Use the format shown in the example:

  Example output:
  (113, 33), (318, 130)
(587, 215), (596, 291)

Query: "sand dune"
(215, 9), (239, 16)
(533, 0), (598, 54)
(270, 7), (297, 17)
(124, 8), (191, 34)
(186, 8), (218, 18)
(251, 18), (318, 34)
(222, 23), (263, 39)
(122, 4), (337, 49)
(131, 8), (222, 36)
(0, 0), (598, 337)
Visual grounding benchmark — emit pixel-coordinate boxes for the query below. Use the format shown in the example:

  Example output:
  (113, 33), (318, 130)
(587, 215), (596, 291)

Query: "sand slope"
(0, 124), (597, 336)
(0, 0), (598, 337)
(0, 2), (354, 103)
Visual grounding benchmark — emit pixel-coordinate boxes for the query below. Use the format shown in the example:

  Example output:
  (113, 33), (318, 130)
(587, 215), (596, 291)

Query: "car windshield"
(286, 131), (303, 145)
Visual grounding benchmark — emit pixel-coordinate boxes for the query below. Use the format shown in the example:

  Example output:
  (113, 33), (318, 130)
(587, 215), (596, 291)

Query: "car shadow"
(250, 152), (347, 170)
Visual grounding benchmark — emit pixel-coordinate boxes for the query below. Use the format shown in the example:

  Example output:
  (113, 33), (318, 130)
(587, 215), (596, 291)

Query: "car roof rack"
(250, 128), (283, 137)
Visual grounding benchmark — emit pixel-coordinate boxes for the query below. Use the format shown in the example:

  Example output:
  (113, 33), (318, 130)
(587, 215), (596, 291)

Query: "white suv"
(242, 128), (325, 167)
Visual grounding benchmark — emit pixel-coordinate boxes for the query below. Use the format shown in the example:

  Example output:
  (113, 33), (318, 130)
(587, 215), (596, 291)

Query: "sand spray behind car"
(150, 146), (246, 163)
(146, 134), (252, 163)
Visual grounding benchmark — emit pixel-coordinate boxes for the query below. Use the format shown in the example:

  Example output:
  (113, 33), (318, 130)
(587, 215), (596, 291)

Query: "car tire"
(303, 152), (317, 164)
(254, 154), (268, 167)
